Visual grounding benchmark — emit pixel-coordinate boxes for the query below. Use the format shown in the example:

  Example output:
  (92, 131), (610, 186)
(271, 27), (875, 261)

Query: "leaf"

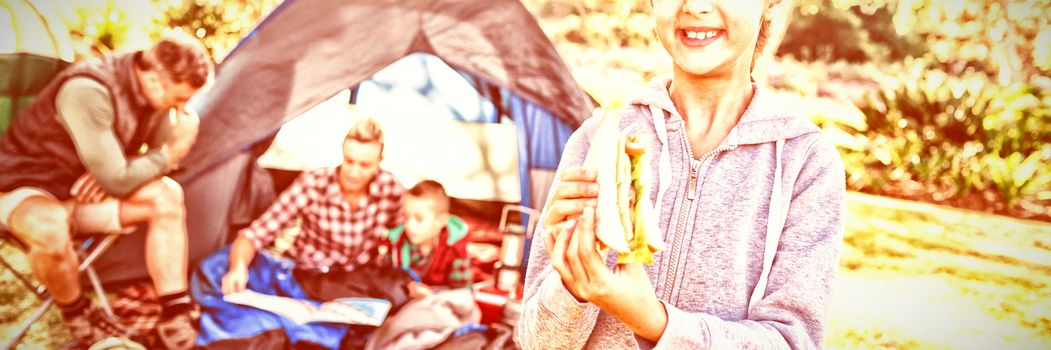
(1021, 170), (1051, 195)
(1012, 151), (1042, 186)
(1037, 191), (1051, 201)
(985, 155), (1008, 186)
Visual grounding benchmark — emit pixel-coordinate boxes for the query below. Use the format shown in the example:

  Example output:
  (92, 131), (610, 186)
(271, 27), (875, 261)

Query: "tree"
(162, 0), (280, 61)
(794, 0), (1050, 83)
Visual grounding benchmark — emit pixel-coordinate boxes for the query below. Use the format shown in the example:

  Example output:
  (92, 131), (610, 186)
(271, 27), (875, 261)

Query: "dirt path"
(829, 192), (1051, 349)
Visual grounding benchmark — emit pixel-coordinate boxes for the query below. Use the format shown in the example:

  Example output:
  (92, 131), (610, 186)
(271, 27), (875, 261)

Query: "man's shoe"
(62, 303), (132, 348)
(153, 310), (198, 350)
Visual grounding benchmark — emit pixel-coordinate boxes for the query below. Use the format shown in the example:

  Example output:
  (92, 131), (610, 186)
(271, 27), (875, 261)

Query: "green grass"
(1, 193), (1049, 349)
(0, 243), (69, 349)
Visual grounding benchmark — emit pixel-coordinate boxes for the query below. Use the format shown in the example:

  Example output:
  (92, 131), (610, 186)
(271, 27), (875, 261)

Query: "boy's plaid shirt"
(240, 167), (404, 271)
(383, 224), (472, 288)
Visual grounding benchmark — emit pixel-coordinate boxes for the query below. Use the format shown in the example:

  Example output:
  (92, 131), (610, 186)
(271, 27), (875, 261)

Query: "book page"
(311, 298), (390, 326)
(224, 290), (391, 326)
(223, 290), (317, 324)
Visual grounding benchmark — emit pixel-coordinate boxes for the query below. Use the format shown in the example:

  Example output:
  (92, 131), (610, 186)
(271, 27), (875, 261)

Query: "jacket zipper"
(661, 143), (738, 301)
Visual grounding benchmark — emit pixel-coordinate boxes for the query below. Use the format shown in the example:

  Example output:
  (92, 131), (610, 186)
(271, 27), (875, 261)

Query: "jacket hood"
(629, 75), (820, 145)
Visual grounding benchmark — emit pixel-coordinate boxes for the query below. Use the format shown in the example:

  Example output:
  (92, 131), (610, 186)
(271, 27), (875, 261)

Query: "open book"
(224, 290), (391, 326)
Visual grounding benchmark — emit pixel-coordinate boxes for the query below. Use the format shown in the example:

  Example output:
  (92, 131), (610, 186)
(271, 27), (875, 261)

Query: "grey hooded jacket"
(516, 76), (846, 349)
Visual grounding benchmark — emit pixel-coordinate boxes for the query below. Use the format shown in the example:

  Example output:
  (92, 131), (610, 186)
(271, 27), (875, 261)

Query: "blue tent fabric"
(510, 94), (575, 211)
(353, 52), (575, 211)
(191, 246), (349, 349)
(355, 53), (501, 124)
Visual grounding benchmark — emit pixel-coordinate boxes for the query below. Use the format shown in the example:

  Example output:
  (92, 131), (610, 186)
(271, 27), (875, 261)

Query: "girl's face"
(653, 0), (774, 78)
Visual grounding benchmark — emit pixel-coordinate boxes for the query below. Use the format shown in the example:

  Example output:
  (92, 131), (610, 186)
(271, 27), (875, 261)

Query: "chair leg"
(77, 235), (119, 317)
(79, 235), (120, 269)
(85, 265), (114, 318)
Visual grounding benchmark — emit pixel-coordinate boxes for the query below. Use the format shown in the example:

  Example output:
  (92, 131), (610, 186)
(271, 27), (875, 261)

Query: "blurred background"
(2, 0), (1049, 349)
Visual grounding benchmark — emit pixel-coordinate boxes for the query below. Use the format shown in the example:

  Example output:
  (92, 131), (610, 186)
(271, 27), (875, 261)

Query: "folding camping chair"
(0, 51), (127, 350)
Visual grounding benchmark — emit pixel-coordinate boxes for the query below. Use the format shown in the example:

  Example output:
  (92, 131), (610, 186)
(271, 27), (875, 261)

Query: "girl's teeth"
(686, 31), (717, 40)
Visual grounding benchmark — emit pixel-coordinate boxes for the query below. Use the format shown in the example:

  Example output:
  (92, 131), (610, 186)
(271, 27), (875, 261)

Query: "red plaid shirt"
(240, 167), (405, 271)
(382, 223), (473, 288)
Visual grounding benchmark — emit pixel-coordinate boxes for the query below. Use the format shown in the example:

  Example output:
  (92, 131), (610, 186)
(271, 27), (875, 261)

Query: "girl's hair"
(751, 16), (774, 71)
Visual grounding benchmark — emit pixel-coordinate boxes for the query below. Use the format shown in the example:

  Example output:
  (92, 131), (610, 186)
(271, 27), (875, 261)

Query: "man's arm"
(55, 78), (171, 198)
(367, 172), (406, 263)
(223, 171), (313, 294)
(236, 171), (313, 254)
(221, 235), (258, 295)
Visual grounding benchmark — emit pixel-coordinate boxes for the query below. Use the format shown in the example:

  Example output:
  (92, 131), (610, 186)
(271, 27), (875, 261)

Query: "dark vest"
(0, 52), (165, 200)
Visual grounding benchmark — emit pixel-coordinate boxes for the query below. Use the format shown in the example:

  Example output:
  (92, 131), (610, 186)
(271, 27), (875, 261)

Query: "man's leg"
(113, 177), (195, 350)
(3, 190), (129, 346)
(7, 195), (80, 304)
(116, 177), (187, 297)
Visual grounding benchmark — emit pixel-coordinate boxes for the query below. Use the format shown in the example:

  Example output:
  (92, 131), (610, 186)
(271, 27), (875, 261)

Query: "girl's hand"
(547, 205), (668, 342)
(542, 167), (598, 232)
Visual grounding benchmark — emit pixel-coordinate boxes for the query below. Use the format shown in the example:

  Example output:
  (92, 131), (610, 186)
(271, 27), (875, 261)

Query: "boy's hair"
(140, 30), (213, 88)
(345, 118), (384, 147)
(407, 180), (450, 214)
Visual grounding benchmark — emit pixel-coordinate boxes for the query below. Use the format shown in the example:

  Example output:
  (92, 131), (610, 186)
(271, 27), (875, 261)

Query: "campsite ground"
(2, 192), (1049, 349)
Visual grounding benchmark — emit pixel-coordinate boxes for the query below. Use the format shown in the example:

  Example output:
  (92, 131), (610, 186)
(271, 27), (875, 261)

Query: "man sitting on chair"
(0, 31), (213, 350)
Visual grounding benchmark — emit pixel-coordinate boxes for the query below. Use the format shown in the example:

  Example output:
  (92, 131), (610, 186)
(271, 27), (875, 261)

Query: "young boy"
(381, 180), (472, 297)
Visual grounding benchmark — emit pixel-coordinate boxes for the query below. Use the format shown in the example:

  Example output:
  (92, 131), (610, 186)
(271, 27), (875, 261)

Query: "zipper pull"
(686, 161), (699, 200)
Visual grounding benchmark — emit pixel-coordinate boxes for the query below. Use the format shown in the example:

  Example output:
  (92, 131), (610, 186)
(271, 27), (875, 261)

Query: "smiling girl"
(515, 0), (846, 348)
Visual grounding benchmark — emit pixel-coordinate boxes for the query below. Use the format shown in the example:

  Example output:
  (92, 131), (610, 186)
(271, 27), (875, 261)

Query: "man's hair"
(344, 117), (385, 146)
(140, 31), (213, 88)
(406, 180), (450, 214)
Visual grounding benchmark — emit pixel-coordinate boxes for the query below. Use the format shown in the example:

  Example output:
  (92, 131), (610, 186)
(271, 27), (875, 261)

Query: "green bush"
(853, 58), (1051, 211)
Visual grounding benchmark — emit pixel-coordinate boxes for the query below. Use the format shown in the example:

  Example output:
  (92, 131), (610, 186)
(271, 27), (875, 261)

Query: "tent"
(92, 0), (596, 283)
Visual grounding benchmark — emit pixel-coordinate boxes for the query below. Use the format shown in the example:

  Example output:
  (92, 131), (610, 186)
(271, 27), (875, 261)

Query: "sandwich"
(582, 112), (665, 264)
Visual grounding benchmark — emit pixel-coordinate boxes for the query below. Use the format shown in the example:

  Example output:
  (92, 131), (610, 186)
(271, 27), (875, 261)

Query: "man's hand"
(407, 282), (433, 299)
(544, 205), (668, 342)
(165, 108), (200, 168)
(70, 173), (110, 203)
(221, 266), (249, 295)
